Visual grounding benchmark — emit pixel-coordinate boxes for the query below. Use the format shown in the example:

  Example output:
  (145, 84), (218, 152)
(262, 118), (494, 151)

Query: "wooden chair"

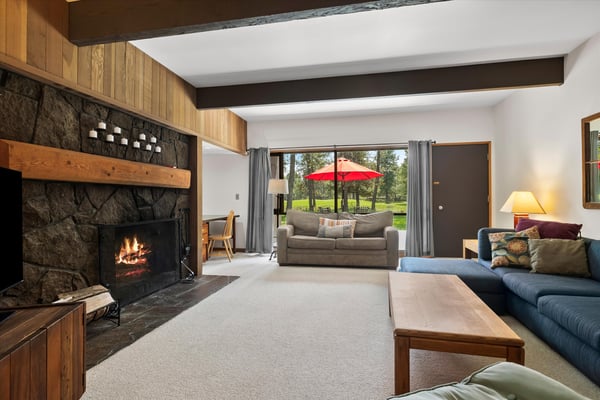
(208, 210), (235, 261)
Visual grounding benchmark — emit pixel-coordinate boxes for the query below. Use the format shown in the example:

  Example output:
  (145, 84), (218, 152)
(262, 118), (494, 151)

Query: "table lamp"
(500, 191), (546, 228)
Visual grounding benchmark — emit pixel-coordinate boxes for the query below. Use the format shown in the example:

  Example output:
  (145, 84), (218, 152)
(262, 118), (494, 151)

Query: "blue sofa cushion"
(538, 295), (600, 351)
(585, 238), (600, 281)
(400, 257), (504, 294)
(502, 273), (600, 306)
(478, 258), (530, 277)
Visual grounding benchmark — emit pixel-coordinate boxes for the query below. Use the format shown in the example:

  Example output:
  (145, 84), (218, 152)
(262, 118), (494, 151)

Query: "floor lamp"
(268, 179), (288, 260)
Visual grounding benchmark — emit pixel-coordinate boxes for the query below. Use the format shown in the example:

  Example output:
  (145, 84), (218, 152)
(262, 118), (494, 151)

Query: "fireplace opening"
(98, 218), (181, 306)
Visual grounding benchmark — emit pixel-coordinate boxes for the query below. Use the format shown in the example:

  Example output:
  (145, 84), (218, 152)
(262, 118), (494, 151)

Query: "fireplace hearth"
(98, 219), (181, 306)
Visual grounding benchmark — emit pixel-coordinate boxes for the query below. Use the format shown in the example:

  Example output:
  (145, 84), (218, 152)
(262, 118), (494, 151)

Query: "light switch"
(235, 193), (239, 200)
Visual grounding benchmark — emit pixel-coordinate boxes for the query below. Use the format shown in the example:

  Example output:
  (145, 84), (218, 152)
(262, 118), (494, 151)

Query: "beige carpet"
(82, 254), (600, 399)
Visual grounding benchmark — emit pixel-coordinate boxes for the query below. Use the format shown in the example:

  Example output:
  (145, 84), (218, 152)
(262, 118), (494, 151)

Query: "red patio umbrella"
(305, 158), (383, 212)
(304, 158), (383, 181)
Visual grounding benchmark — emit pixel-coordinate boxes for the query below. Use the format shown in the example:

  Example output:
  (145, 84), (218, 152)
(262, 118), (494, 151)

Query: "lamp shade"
(500, 191), (546, 214)
(268, 179), (289, 194)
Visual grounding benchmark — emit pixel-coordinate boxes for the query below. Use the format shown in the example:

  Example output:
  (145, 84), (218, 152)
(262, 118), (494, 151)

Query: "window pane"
(283, 152), (335, 213)
(279, 148), (408, 230)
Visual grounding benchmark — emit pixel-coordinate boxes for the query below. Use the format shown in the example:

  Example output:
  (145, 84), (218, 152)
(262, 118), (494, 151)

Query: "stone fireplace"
(98, 219), (181, 306)
(0, 68), (191, 307)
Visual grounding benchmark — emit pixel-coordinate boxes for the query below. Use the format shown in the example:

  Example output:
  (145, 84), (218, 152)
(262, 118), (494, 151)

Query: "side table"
(463, 239), (479, 259)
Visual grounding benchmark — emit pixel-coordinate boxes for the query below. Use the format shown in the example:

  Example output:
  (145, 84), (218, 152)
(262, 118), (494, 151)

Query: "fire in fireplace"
(115, 234), (152, 279)
(98, 218), (181, 306)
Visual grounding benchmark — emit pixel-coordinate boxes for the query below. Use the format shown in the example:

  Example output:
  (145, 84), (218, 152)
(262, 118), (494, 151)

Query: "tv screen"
(0, 166), (23, 295)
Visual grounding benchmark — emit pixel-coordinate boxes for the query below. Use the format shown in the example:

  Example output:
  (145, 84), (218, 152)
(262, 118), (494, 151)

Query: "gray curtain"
(405, 140), (434, 257)
(246, 147), (273, 253)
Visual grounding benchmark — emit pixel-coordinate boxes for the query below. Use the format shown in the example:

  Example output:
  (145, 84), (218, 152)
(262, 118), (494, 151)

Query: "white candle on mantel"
(98, 122), (106, 130)
(145, 144), (152, 151)
(105, 134), (114, 142)
(155, 145), (161, 153)
(120, 137), (128, 146)
(133, 141), (140, 149)
(88, 129), (98, 139)
(113, 127), (121, 134)
(150, 136), (157, 143)
(139, 133), (146, 141)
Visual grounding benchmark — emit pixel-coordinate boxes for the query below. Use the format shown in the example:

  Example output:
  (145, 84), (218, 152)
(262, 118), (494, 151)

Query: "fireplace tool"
(178, 208), (195, 283)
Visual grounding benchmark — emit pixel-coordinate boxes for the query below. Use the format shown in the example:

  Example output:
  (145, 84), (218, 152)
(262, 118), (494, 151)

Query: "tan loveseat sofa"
(276, 210), (399, 268)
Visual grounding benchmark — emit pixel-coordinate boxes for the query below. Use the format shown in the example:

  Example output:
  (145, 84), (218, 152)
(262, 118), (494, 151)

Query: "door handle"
(438, 205), (444, 210)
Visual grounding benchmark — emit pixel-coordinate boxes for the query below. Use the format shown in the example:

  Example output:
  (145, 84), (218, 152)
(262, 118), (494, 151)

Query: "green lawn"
(282, 198), (407, 230)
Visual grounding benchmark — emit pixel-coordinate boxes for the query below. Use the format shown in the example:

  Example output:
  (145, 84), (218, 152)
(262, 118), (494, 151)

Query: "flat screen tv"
(0, 166), (23, 322)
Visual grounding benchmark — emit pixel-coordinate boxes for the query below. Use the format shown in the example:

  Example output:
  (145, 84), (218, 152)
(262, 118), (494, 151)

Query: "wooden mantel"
(0, 140), (191, 189)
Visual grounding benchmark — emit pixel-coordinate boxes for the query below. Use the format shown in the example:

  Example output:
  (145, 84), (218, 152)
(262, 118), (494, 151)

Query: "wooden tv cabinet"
(0, 303), (86, 400)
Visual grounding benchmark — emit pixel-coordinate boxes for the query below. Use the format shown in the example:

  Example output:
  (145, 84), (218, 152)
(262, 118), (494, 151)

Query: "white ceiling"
(131, 0), (600, 127)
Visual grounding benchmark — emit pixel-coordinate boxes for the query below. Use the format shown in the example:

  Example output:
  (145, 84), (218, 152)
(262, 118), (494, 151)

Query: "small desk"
(202, 214), (240, 258)
(462, 239), (479, 259)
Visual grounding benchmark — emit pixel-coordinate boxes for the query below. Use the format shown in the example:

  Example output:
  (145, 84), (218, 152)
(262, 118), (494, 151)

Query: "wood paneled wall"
(0, 0), (247, 155)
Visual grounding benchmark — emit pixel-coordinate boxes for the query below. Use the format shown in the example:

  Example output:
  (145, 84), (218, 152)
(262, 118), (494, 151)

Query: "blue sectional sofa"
(399, 227), (600, 387)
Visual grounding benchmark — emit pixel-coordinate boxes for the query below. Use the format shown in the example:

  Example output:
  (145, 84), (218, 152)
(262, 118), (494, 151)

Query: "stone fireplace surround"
(0, 67), (190, 307)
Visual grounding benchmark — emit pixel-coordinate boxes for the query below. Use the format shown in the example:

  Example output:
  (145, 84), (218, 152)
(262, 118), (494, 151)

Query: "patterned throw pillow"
(318, 217), (356, 237)
(488, 226), (540, 268)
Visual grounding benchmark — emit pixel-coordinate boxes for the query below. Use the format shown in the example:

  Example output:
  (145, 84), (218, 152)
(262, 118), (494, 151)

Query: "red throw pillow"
(516, 218), (582, 240)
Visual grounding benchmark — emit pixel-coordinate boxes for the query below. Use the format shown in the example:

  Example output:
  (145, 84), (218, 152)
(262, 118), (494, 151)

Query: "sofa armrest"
(277, 225), (294, 264)
(384, 226), (400, 267)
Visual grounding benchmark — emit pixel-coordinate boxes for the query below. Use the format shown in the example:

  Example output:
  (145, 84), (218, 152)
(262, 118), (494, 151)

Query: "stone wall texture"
(0, 68), (190, 306)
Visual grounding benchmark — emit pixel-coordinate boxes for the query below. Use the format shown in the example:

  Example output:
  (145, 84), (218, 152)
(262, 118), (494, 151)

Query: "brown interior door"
(432, 143), (490, 257)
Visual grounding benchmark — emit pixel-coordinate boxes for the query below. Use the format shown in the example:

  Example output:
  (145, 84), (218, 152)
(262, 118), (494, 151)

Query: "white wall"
(493, 31), (600, 237)
(248, 108), (495, 149)
(202, 152), (249, 249)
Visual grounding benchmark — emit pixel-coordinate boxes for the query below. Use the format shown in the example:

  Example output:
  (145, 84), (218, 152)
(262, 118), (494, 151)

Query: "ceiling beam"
(68, 0), (447, 46)
(195, 57), (564, 109)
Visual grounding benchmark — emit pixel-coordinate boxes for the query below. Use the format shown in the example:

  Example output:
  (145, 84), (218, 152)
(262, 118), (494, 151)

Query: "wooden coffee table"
(388, 272), (524, 395)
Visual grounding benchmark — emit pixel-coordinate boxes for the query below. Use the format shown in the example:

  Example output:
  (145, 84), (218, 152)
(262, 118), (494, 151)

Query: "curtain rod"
(268, 140), (436, 153)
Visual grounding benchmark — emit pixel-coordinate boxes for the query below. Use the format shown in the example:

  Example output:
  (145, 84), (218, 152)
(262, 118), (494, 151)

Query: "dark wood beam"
(196, 57), (565, 109)
(69, 0), (447, 46)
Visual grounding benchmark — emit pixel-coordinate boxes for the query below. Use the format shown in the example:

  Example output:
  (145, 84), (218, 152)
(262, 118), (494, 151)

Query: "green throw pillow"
(529, 238), (590, 277)
(488, 226), (540, 268)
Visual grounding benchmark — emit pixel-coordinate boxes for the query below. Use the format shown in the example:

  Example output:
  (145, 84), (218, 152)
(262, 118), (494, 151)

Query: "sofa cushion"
(336, 237), (386, 250)
(400, 257), (504, 294)
(585, 238), (600, 282)
(538, 295), (600, 351)
(488, 226), (540, 268)
(477, 259), (530, 277)
(529, 238), (590, 277)
(286, 210), (337, 236)
(338, 210), (393, 237)
(516, 218), (582, 240)
(387, 361), (589, 400)
(288, 235), (335, 250)
(502, 272), (600, 306)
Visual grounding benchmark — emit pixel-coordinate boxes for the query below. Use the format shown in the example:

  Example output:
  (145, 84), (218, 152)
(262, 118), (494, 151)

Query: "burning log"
(115, 234), (151, 265)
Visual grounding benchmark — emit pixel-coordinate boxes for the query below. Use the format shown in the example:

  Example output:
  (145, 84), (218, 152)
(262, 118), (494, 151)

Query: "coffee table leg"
(394, 335), (410, 395)
(507, 346), (525, 365)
